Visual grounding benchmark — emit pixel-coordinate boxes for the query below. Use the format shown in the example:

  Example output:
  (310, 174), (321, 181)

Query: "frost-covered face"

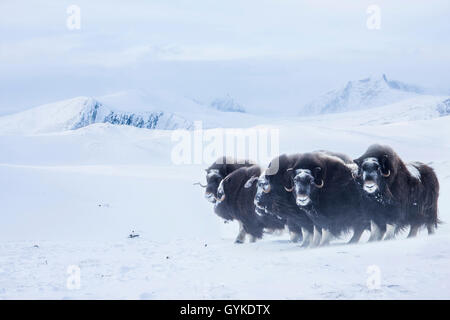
(292, 169), (313, 206)
(357, 157), (388, 194)
(254, 173), (271, 209)
(291, 167), (324, 207)
(244, 171), (271, 212)
(215, 179), (226, 203)
(204, 169), (223, 203)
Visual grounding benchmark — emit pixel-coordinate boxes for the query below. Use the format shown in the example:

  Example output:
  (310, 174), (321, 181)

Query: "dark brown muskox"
(214, 165), (286, 243)
(353, 144), (440, 240)
(287, 152), (370, 246)
(244, 154), (312, 246)
(197, 156), (254, 206)
(244, 151), (357, 247)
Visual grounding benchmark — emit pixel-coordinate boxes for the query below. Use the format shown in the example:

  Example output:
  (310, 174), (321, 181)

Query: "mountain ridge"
(300, 74), (426, 116)
(0, 97), (194, 135)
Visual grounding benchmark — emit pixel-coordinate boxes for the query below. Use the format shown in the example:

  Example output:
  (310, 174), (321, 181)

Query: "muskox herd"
(196, 144), (440, 246)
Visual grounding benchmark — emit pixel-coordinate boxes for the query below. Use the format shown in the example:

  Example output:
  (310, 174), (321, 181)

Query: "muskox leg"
(407, 224), (420, 238)
(289, 231), (302, 243)
(368, 221), (386, 242)
(235, 222), (246, 244)
(348, 226), (365, 244)
(319, 228), (333, 246)
(300, 227), (313, 248)
(249, 235), (257, 243)
(427, 224), (436, 235)
(383, 224), (396, 240)
(310, 225), (322, 248)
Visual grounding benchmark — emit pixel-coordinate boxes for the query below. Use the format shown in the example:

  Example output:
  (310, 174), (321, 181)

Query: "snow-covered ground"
(0, 94), (450, 299)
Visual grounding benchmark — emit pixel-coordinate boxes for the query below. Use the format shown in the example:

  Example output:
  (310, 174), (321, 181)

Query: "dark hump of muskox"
(207, 156), (255, 177)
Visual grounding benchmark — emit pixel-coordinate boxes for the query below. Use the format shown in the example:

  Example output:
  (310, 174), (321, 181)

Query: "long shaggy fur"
(289, 152), (370, 240)
(214, 165), (285, 240)
(203, 156), (254, 202)
(354, 144), (440, 237)
(255, 154), (314, 239)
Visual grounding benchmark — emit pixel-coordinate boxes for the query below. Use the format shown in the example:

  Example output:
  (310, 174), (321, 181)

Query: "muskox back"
(405, 162), (440, 230)
(207, 156), (255, 177)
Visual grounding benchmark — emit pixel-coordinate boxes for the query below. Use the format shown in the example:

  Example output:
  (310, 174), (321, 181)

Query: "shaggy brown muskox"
(244, 154), (312, 246)
(214, 165), (286, 243)
(287, 152), (370, 246)
(353, 144), (440, 240)
(196, 156), (254, 206)
(244, 151), (357, 247)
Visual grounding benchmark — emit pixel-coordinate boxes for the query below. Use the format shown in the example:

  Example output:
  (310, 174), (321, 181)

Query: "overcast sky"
(1, 0), (449, 115)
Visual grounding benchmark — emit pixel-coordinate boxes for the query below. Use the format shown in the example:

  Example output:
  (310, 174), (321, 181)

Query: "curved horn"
(193, 182), (207, 188)
(284, 185), (294, 192)
(286, 168), (294, 172)
(244, 176), (259, 188)
(314, 179), (324, 188)
(381, 169), (391, 177)
(351, 171), (361, 179)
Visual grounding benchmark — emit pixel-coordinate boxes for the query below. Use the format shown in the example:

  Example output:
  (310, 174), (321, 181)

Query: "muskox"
(214, 165), (286, 243)
(287, 152), (370, 246)
(353, 144), (440, 240)
(197, 156), (254, 205)
(244, 154), (313, 246)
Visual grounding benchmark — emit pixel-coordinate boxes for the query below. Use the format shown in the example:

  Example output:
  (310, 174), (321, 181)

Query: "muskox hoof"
(318, 228), (333, 247)
(234, 239), (244, 244)
(427, 224), (436, 235)
(289, 231), (302, 243)
(383, 224), (396, 240)
(407, 225), (419, 238)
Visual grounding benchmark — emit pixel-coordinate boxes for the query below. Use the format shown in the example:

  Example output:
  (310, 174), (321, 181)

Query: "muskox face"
(254, 172), (272, 210)
(215, 178), (226, 204)
(204, 169), (223, 203)
(290, 167), (324, 207)
(355, 156), (390, 195)
(245, 170), (271, 212)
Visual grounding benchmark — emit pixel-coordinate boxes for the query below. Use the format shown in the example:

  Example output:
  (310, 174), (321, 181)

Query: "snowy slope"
(1, 92), (450, 299)
(301, 74), (425, 115)
(0, 93), (266, 135)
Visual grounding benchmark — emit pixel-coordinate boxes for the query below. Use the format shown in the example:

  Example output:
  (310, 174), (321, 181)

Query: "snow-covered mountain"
(209, 94), (245, 113)
(437, 98), (450, 117)
(300, 74), (426, 116)
(0, 97), (194, 135)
